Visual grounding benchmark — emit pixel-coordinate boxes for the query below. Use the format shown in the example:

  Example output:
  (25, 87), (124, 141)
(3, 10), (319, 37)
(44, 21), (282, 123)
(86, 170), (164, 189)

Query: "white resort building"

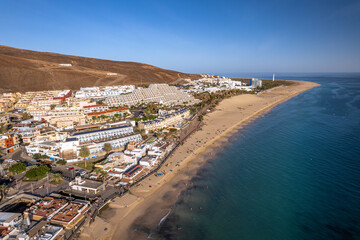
(71, 126), (134, 143)
(138, 108), (190, 132)
(105, 84), (200, 107)
(75, 85), (135, 98)
(60, 126), (142, 161)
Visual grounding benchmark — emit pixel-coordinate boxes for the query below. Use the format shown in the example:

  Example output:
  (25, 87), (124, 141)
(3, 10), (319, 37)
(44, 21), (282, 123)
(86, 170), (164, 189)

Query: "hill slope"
(0, 45), (199, 92)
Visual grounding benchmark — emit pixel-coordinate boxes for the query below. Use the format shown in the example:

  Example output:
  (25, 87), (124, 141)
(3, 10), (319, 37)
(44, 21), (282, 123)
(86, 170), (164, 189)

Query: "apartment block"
(49, 115), (86, 128)
(26, 141), (61, 160)
(75, 85), (135, 98)
(0, 92), (22, 111)
(138, 108), (190, 132)
(0, 116), (10, 127)
(54, 89), (72, 102)
(15, 90), (63, 110)
(0, 134), (20, 154)
(86, 107), (130, 118)
(83, 104), (109, 114)
(61, 126), (142, 160)
(105, 84), (200, 107)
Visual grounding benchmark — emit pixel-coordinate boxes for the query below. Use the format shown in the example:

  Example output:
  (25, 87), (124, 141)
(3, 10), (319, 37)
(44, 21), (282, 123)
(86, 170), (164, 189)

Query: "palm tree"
(94, 168), (102, 179)
(104, 143), (112, 155)
(92, 116), (97, 123)
(101, 171), (108, 183)
(0, 123), (7, 134)
(0, 184), (8, 200)
(79, 146), (90, 168)
(22, 112), (32, 120)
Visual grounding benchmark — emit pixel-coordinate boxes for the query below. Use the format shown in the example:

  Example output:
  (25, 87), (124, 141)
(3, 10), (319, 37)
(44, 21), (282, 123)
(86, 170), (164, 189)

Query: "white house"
(69, 177), (105, 194)
(26, 141), (61, 160)
(139, 157), (158, 168)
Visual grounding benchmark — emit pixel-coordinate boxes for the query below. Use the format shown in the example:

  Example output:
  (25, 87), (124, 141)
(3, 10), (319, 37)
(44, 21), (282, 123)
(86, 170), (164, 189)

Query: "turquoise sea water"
(154, 73), (360, 240)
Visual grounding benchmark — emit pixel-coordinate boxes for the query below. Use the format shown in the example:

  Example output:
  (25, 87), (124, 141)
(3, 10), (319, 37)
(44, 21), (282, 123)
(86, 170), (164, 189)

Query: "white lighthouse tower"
(272, 73), (275, 81)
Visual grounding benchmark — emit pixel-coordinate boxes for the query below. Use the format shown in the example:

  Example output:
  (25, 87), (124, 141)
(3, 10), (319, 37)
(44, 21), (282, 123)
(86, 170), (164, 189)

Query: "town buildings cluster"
(0, 195), (90, 239)
(182, 77), (262, 93)
(0, 76), (264, 239)
(0, 93), (21, 113)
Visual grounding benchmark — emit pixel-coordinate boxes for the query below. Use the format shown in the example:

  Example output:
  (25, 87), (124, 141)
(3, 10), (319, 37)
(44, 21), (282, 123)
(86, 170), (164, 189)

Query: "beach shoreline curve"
(77, 80), (320, 240)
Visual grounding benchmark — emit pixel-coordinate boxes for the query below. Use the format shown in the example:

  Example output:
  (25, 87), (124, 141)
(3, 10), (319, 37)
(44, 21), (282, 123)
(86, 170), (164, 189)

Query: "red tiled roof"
(33, 198), (67, 218)
(0, 227), (9, 238)
(51, 202), (88, 224)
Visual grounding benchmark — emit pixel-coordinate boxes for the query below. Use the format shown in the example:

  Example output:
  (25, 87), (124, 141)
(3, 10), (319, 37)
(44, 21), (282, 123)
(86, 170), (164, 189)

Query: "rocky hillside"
(0, 45), (199, 92)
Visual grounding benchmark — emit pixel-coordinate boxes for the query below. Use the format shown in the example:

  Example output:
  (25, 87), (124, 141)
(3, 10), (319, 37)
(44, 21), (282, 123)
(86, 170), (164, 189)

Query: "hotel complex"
(59, 125), (142, 161)
(75, 85), (135, 98)
(105, 84), (200, 106)
(138, 108), (190, 132)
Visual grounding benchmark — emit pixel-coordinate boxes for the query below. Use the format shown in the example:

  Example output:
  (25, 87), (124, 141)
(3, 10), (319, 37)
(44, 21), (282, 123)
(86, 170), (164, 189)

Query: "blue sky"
(1, 0), (359, 74)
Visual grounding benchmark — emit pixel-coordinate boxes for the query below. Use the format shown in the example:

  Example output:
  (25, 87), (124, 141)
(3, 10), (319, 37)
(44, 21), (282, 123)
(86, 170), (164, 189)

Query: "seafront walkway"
(109, 193), (139, 208)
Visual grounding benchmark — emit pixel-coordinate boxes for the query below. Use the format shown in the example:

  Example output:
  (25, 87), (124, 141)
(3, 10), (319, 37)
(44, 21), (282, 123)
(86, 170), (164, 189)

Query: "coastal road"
(7, 146), (34, 164)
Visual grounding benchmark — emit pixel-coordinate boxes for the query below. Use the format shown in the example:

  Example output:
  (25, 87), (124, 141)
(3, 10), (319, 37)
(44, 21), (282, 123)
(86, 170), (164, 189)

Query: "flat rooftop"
(51, 201), (87, 224)
(72, 125), (130, 136)
(74, 179), (103, 189)
(124, 165), (143, 177)
(0, 212), (21, 223)
(31, 197), (67, 218)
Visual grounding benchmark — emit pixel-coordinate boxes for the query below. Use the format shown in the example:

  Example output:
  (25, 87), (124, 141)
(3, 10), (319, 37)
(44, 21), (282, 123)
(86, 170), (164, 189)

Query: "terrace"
(30, 197), (68, 221)
(72, 125), (132, 137)
(51, 201), (89, 227)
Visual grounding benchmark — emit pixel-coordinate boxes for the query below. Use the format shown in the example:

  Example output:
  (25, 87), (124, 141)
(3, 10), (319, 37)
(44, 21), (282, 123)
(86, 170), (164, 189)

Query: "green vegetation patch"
(51, 173), (63, 185)
(9, 162), (26, 174)
(258, 79), (295, 91)
(51, 179), (64, 185)
(25, 165), (50, 181)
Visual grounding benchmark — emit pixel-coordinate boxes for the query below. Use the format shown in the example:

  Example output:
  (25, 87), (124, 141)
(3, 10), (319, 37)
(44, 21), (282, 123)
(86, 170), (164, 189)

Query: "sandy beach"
(77, 80), (319, 240)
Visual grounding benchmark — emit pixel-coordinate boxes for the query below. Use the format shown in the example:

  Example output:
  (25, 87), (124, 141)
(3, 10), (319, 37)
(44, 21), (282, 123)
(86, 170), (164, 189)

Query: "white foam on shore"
(158, 209), (172, 227)
(147, 209), (173, 239)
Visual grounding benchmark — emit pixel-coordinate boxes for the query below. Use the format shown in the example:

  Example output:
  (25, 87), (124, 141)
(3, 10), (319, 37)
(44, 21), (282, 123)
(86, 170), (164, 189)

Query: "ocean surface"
(154, 73), (360, 240)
